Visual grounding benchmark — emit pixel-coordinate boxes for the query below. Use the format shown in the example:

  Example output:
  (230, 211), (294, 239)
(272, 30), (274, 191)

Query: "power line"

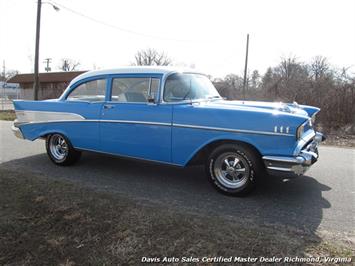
(50, 1), (207, 43)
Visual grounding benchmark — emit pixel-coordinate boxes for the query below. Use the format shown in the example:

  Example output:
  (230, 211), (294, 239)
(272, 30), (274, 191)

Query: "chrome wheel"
(213, 152), (250, 189)
(49, 134), (68, 162)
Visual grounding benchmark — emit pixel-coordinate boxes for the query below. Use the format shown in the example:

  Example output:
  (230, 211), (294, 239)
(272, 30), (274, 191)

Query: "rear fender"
(19, 123), (68, 141)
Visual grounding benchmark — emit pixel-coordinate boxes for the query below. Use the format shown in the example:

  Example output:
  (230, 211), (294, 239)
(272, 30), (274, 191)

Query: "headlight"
(296, 124), (304, 139)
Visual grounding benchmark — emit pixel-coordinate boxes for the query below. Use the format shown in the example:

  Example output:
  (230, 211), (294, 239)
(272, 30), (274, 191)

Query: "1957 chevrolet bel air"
(12, 67), (325, 195)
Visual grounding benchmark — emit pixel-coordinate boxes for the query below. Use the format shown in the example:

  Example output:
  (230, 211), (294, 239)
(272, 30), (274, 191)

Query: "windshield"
(163, 73), (221, 102)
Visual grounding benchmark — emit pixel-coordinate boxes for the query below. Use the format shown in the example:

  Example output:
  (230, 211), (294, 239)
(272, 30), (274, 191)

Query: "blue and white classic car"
(12, 67), (325, 195)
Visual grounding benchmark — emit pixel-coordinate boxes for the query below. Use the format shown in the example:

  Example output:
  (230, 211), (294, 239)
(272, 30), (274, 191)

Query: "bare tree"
(0, 70), (19, 82)
(309, 56), (329, 80)
(216, 56), (355, 131)
(59, 59), (80, 71)
(250, 70), (261, 90)
(133, 48), (171, 66)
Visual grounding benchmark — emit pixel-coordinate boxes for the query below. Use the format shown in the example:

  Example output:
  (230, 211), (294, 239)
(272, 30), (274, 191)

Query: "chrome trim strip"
(262, 156), (302, 164)
(15, 120), (94, 126)
(15, 110), (293, 137)
(15, 119), (171, 127)
(100, 119), (171, 126)
(266, 166), (293, 172)
(16, 118), (293, 137)
(74, 146), (182, 167)
(173, 123), (294, 137)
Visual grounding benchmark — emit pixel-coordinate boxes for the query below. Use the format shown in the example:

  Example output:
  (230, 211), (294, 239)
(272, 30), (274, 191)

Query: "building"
(8, 71), (86, 100)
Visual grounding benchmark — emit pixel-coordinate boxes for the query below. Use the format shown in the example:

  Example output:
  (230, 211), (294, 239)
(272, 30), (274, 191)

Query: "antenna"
(242, 34), (249, 100)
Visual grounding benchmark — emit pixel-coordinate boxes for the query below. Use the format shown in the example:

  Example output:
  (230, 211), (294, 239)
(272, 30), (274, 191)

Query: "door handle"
(103, 104), (115, 109)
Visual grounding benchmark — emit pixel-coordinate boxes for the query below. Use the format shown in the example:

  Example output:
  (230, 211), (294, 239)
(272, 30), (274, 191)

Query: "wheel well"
(40, 133), (50, 139)
(186, 139), (263, 166)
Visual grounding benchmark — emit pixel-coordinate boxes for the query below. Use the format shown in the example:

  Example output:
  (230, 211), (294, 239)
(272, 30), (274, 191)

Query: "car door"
(99, 74), (172, 163)
(60, 77), (107, 151)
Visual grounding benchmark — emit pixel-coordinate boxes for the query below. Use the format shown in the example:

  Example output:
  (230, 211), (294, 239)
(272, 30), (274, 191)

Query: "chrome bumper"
(263, 132), (325, 175)
(11, 124), (24, 139)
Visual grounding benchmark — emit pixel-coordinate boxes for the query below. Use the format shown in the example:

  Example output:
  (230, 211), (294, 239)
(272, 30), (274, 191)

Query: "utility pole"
(2, 60), (5, 110)
(242, 33), (249, 100)
(43, 58), (52, 72)
(63, 60), (68, 71)
(2, 60), (5, 81)
(33, 0), (42, 100)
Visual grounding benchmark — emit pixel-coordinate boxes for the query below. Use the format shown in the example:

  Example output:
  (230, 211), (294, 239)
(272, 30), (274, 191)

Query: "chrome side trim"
(14, 113), (294, 136)
(173, 123), (294, 137)
(100, 120), (171, 126)
(266, 166), (293, 172)
(262, 156), (303, 164)
(74, 146), (182, 167)
(15, 120), (95, 126)
(17, 119), (171, 127)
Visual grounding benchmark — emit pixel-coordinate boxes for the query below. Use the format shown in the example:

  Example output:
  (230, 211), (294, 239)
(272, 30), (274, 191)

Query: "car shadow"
(1, 151), (331, 243)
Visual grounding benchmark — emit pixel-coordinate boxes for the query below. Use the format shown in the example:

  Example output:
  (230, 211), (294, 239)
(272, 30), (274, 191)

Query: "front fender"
(172, 125), (297, 166)
(182, 133), (261, 166)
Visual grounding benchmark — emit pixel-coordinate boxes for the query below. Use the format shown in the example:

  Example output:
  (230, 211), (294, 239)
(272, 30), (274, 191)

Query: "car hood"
(206, 100), (319, 118)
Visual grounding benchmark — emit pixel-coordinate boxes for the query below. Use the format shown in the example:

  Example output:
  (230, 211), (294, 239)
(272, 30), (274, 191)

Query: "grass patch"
(0, 110), (15, 121)
(0, 168), (353, 265)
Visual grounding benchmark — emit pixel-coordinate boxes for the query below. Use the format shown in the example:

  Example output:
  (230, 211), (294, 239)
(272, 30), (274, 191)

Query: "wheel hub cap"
(213, 152), (250, 189)
(49, 134), (68, 161)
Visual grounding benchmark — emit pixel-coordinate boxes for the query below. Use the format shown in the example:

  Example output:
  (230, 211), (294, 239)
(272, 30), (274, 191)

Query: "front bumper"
(263, 132), (325, 175)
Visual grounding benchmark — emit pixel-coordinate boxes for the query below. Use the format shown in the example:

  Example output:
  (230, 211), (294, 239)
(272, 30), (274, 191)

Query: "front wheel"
(206, 144), (262, 196)
(46, 133), (81, 166)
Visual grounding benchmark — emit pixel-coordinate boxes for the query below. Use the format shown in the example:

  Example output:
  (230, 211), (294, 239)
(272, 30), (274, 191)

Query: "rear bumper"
(263, 132), (325, 175)
(11, 123), (24, 139)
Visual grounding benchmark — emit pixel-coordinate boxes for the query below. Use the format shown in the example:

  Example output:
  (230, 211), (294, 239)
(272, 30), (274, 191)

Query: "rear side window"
(67, 79), (106, 102)
(111, 77), (160, 103)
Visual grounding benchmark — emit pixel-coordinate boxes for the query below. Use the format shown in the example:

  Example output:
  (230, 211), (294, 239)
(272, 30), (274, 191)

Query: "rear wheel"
(46, 133), (81, 166)
(206, 143), (262, 196)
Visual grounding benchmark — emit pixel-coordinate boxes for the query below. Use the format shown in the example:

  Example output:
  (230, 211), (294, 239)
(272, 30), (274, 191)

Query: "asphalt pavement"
(0, 121), (354, 236)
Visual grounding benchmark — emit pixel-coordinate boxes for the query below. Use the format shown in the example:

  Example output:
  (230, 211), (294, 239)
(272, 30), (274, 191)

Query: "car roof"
(69, 66), (203, 86)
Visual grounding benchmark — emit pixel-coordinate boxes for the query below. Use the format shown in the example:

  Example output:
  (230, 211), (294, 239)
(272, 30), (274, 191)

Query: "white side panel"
(15, 110), (85, 123)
